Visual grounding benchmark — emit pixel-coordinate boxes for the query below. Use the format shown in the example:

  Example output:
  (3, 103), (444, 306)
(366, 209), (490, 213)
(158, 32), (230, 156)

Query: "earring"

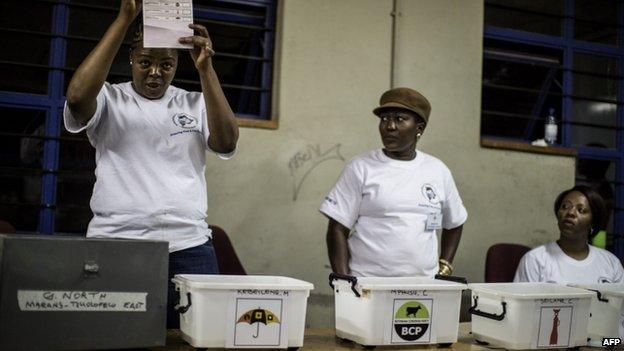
(417, 133), (422, 138)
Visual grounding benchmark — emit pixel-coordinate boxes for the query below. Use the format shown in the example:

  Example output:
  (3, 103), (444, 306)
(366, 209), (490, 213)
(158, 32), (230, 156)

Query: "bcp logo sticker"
(391, 299), (433, 343)
(603, 338), (621, 347)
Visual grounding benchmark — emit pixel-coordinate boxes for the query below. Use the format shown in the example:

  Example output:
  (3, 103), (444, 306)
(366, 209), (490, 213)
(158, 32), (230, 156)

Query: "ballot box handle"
(434, 274), (468, 284)
(328, 273), (360, 298)
(175, 292), (192, 314)
(468, 296), (507, 321)
(587, 289), (609, 303)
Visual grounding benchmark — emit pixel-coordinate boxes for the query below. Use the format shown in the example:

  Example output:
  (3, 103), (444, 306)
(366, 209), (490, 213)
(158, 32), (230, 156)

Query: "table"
(153, 323), (606, 350)
(153, 323), (490, 350)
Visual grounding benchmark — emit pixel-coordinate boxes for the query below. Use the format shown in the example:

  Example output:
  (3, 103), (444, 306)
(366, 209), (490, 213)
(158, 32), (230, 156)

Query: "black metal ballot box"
(0, 234), (169, 350)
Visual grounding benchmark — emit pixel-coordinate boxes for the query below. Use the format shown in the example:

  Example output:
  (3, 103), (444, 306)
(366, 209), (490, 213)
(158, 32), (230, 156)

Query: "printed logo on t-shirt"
(172, 113), (198, 129)
(324, 196), (338, 206)
(597, 276), (613, 283)
(421, 184), (439, 205)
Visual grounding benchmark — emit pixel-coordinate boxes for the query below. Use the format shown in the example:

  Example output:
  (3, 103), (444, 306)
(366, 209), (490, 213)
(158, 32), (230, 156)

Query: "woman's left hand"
(178, 23), (215, 71)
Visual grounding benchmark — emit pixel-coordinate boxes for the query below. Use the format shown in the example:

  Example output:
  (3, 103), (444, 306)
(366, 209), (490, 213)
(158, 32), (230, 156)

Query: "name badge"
(425, 213), (442, 231)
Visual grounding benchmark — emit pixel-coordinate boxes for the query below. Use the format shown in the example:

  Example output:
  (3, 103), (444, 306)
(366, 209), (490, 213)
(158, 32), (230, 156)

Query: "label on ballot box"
(532, 298), (579, 349)
(224, 289), (290, 349)
(382, 290), (438, 344)
(18, 290), (147, 312)
(389, 298), (434, 343)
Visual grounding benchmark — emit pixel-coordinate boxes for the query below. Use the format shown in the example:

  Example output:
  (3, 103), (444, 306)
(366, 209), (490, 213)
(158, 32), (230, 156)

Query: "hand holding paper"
(179, 23), (215, 71)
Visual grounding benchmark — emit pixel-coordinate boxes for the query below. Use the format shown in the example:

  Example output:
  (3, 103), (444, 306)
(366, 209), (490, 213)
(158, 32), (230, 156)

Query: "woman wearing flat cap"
(320, 87), (467, 277)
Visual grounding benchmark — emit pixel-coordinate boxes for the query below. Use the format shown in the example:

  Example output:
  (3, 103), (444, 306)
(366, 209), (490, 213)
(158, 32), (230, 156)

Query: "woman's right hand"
(118, 0), (142, 22)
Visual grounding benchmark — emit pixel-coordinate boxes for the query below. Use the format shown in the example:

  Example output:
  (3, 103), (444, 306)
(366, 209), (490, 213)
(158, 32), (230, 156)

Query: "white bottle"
(544, 108), (558, 145)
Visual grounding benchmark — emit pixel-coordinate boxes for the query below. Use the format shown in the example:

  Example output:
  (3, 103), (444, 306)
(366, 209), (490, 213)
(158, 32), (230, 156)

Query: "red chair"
(485, 243), (531, 282)
(209, 225), (246, 275)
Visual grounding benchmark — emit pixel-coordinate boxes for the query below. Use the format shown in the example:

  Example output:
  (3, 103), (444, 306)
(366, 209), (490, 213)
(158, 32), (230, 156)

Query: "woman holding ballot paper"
(63, 0), (238, 328)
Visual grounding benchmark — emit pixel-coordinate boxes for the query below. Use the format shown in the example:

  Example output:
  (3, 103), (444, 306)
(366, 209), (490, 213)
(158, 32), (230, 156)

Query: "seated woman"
(514, 185), (623, 284)
(320, 87), (468, 278)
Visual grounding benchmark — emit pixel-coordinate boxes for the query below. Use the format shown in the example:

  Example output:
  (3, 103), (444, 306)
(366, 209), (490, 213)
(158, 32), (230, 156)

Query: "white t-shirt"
(514, 241), (624, 284)
(64, 82), (234, 252)
(319, 149), (468, 277)
(514, 241), (624, 337)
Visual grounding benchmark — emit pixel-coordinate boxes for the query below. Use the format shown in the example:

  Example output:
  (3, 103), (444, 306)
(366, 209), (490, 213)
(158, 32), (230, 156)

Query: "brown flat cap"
(373, 87), (431, 124)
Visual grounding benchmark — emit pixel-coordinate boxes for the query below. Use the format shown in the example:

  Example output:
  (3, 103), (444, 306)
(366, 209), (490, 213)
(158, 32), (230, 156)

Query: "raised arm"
(179, 24), (239, 154)
(65, 0), (141, 124)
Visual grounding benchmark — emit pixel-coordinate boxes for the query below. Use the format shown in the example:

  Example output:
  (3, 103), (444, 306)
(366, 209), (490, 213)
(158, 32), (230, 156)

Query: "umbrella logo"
(237, 308), (281, 338)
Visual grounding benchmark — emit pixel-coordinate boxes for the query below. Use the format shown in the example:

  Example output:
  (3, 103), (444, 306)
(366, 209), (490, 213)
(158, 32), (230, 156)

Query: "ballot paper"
(143, 0), (194, 49)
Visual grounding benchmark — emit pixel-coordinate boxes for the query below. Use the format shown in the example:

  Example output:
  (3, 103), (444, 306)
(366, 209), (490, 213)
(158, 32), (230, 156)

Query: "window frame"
(482, 0), (624, 259)
(0, 0), (278, 234)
